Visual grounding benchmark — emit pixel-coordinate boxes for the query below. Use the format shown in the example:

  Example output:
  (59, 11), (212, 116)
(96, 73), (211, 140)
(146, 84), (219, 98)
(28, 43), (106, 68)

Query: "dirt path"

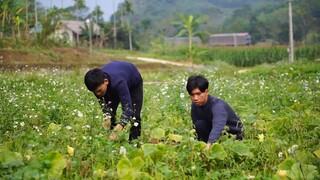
(126, 56), (195, 67)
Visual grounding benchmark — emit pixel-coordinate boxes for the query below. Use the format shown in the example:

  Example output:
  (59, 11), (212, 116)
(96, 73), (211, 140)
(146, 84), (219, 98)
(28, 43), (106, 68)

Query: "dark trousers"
(194, 120), (243, 142)
(128, 80), (143, 141)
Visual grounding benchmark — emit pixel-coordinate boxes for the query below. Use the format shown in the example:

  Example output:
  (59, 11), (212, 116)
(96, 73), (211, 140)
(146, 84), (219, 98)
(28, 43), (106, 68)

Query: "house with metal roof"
(54, 20), (101, 45)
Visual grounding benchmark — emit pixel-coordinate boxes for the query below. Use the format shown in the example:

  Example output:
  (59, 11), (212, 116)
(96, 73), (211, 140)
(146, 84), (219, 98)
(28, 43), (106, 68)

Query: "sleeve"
(115, 80), (134, 126)
(98, 97), (111, 114)
(207, 103), (228, 143)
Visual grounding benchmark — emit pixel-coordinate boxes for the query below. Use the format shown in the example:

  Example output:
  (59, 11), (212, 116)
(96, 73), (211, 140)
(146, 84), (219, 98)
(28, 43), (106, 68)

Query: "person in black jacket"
(84, 61), (143, 141)
(186, 75), (243, 150)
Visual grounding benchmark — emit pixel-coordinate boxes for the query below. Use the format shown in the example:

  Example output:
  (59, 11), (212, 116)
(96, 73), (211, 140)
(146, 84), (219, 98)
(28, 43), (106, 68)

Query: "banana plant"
(173, 14), (208, 61)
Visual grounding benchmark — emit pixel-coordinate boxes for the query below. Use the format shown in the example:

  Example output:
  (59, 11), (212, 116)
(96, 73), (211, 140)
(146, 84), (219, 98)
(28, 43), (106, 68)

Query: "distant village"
(48, 20), (251, 48)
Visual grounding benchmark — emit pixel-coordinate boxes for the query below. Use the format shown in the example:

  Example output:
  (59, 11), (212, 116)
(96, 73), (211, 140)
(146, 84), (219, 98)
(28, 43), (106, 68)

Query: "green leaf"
(117, 158), (131, 178)
(231, 142), (253, 157)
(132, 157), (144, 170)
(278, 158), (296, 170)
(0, 149), (24, 168)
(168, 133), (183, 143)
(208, 143), (227, 160)
(313, 148), (320, 158)
(176, 29), (188, 37)
(152, 128), (165, 139)
(156, 162), (172, 177)
(117, 157), (144, 179)
(287, 163), (318, 180)
(47, 123), (62, 132)
(45, 151), (67, 179)
(141, 143), (158, 156)
(193, 141), (206, 152)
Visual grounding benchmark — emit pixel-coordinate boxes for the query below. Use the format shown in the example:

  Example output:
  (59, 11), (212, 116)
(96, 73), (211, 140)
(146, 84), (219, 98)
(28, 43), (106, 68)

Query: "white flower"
(278, 151), (283, 158)
(287, 144), (298, 154)
(25, 155), (31, 161)
(119, 146), (127, 156)
(65, 125), (72, 130)
(82, 125), (90, 129)
(180, 93), (185, 98)
(77, 110), (83, 118)
(133, 122), (139, 127)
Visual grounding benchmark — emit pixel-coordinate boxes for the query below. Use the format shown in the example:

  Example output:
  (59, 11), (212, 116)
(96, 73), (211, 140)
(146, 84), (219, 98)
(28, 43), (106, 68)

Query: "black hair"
(84, 68), (106, 91)
(186, 75), (209, 95)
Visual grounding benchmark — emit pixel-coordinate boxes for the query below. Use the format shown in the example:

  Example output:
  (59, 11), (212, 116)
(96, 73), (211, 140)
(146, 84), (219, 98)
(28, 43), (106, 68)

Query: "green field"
(0, 60), (319, 179)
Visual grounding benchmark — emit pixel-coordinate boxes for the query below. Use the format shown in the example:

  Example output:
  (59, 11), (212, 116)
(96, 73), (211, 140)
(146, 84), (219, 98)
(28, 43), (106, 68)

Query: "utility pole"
(34, 0), (38, 39)
(86, 19), (92, 54)
(113, 0), (117, 49)
(76, 0), (79, 46)
(96, 0), (98, 43)
(288, 0), (294, 63)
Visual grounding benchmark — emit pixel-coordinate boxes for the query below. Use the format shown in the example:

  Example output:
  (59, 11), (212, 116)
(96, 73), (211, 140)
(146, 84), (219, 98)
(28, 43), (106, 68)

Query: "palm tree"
(0, 0), (10, 37)
(14, 16), (23, 37)
(173, 14), (207, 61)
(25, 0), (29, 36)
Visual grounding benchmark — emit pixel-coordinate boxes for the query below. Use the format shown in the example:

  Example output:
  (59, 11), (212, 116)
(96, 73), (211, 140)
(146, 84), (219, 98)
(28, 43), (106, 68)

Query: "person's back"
(101, 61), (142, 89)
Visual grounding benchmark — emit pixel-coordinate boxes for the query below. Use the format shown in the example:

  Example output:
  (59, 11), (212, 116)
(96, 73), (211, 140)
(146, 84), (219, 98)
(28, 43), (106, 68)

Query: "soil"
(0, 47), (192, 71)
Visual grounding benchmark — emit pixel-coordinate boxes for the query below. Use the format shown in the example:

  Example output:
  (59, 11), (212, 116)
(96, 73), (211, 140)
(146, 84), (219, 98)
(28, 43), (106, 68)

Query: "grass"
(0, 59), (319, 179)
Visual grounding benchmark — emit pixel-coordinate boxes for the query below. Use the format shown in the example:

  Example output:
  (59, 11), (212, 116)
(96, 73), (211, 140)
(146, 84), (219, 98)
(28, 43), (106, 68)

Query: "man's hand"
(204, 143), (211, 151)
(108, 124), (124, 141)
(114, 124), (123, 131)
(109, 133), (117, 140)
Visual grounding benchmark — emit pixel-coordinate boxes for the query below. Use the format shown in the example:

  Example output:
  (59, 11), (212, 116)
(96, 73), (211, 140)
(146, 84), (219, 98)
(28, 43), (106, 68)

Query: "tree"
(14, 13), (23, 37)
(25, 0), (29, 36)
(0, 0), (11, 37)
(73, 0), (87, 20)
(90, 5), (104, 25)
(173, 14), (207, 61)
(122, 0), (134, 51)
(294, 0), (320, 44)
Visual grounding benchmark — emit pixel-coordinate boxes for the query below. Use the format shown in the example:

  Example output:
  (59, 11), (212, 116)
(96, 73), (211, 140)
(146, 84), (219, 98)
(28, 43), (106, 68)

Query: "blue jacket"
(99, 61), (142, 124)
(191, 95), (243, 143)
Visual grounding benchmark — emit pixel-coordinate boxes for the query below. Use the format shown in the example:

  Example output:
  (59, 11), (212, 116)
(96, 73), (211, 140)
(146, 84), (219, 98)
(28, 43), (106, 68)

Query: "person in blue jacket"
(84, 61), (143, 141)
(186, 75), (243, 150)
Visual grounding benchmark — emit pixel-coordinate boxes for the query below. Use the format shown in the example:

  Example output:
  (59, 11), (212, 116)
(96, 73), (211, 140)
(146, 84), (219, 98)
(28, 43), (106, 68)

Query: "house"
(54, 20), (101, 45)
(208, 32), (251, 46)
(164, 32), (251, 47)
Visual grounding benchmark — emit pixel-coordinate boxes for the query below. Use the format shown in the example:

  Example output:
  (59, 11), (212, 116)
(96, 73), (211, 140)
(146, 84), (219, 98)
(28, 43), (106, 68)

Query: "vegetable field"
(0, 61), (319, 179)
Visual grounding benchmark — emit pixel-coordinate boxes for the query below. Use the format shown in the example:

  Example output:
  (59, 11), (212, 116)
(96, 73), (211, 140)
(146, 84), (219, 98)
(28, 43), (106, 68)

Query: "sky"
(38, 0), (123, 21)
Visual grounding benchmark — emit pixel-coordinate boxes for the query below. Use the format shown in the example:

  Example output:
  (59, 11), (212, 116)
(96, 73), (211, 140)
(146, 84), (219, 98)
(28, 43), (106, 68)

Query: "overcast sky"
(38, 0), (122, 21)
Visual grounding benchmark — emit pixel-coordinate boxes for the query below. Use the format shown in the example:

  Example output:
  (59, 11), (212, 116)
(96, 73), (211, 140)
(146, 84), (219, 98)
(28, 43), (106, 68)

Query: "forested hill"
(127, 0), (280, 36)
